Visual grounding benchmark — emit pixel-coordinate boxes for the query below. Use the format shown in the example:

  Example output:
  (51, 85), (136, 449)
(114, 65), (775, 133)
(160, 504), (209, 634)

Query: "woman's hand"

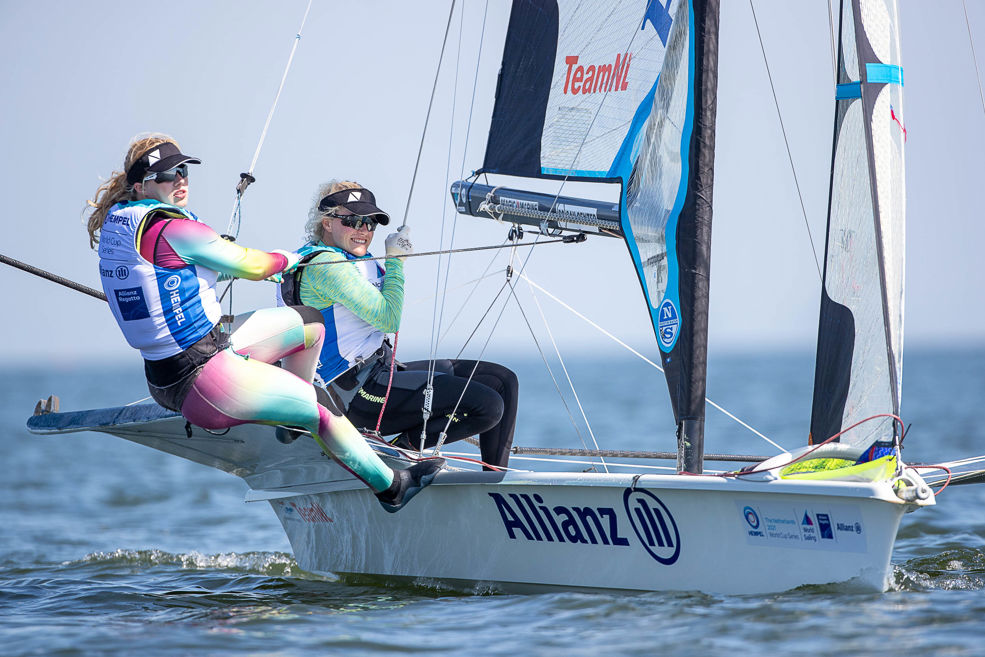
(265, 249), (301, 283)
(385, 226), (413, 260)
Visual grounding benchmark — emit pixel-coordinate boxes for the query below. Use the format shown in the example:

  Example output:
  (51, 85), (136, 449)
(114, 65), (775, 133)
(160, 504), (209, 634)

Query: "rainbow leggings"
(179, 306), (394, 492)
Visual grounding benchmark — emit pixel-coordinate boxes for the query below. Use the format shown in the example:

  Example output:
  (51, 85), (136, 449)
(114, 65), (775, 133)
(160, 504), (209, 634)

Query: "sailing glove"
(271, 249), (301, 273)
(266, 249), (301, 283)
(385, 226), (413, 260)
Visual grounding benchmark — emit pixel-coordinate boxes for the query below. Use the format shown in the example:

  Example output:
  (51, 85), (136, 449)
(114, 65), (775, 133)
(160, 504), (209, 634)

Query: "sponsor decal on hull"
(279, 500), (334, 524)
(738, 501), (867, 553)
(488, 487), (681, 565)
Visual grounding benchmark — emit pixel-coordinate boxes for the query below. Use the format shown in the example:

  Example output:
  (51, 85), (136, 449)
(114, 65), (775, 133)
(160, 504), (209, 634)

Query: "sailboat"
(26, 0), (956, 594)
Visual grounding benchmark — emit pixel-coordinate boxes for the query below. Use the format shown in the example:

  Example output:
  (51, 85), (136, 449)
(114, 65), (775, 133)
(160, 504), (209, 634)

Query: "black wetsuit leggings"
(346, 359), (518, 469)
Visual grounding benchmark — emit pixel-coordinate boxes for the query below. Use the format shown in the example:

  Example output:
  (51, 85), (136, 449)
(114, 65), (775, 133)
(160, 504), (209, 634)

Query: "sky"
(1, 0), (983, 370)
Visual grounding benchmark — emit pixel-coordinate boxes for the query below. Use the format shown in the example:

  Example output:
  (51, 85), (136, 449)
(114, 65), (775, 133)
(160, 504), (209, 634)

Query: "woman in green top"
(282, 180), (517, 470)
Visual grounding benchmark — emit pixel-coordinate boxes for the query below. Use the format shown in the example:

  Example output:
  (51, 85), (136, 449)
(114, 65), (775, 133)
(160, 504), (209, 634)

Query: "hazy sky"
(1, 0), (983, 370)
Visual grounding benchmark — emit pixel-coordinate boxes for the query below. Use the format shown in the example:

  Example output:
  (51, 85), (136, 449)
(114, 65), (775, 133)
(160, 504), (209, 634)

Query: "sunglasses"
(326, 213), (378, 231)
(143, 164), (189, 184)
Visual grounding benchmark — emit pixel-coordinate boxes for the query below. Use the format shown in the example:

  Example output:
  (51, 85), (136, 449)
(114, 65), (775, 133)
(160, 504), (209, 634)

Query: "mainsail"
(462, 0), (721, 472)
(809, 0), (906, 448)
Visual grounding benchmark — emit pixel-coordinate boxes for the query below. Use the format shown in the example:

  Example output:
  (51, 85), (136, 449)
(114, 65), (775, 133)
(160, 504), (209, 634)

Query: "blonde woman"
(87, 135), (442, 512)
(279, 181), (518, 470)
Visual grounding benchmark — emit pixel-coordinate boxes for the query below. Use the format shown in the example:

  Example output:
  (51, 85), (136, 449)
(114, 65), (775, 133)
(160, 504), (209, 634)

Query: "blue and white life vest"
(278, 243), (386, 382)
(98, 199), (221, 360)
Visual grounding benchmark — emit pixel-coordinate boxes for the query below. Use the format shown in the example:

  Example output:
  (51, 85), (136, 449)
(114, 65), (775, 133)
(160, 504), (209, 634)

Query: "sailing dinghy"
(27, 0), (953, 594)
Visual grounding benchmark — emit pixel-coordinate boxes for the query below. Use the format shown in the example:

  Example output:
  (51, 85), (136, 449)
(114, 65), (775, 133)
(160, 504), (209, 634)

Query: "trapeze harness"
(278, 243), (391, 411)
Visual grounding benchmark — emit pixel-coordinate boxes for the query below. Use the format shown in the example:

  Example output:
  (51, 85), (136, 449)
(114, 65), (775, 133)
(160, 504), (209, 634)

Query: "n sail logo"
(488, 489), (680, 565)
(657, 299), (680, 349)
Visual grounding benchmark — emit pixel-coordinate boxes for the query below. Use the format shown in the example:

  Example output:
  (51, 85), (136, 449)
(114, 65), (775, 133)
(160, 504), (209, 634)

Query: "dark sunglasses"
(143, 164), (189, 184)
(326, 213), (378, 231)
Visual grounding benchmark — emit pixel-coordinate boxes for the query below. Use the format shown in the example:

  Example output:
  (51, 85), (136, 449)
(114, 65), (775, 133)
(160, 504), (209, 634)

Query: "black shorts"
(143, 325), (228, 412)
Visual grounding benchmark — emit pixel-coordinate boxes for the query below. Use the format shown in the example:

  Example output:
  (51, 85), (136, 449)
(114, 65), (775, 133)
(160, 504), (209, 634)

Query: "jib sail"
(809, 0), (906, 448)
(475, 0), (720, 472)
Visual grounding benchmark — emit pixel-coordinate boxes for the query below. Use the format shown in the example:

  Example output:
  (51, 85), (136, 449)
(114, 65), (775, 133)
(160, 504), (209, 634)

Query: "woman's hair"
(305, 179), (363, 244)
(85, 133), (177, 249)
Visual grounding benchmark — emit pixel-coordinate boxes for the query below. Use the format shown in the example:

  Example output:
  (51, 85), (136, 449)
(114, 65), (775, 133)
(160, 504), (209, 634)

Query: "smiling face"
(322, 211), (375, 256)
(134, 169), (189, 207)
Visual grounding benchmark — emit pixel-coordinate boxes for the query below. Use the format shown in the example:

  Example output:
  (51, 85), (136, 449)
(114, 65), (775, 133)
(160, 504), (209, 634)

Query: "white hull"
(28, 403), (931, 594)
(264, 471), (909, 595)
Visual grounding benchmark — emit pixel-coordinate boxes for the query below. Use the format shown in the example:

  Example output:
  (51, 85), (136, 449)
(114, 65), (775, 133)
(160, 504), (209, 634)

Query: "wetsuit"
(97, 202), (394, 493)
(292, 242), (518, 469)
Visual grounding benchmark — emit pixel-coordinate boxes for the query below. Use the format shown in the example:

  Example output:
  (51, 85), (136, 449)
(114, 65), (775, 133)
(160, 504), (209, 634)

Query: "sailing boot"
(375, 458), (446, 513)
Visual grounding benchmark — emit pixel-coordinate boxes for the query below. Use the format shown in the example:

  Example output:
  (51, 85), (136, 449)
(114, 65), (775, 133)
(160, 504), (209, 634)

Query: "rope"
(225, 0), (314, 238)
(374, 331), (399, 433)
(400, 0), (458, 228)
(964, 0), (985, 119)
(748, 0), (823, 283)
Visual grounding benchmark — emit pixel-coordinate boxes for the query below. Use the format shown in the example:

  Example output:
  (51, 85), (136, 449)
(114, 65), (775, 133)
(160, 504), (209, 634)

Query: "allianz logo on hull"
(488, 488), (681, 565)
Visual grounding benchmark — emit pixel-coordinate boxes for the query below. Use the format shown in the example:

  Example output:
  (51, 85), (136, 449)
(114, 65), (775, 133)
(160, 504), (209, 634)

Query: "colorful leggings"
(179, 305), (393, 492)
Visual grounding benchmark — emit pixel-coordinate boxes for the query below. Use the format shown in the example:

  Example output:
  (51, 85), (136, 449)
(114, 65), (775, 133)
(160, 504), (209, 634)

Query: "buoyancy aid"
(278, 243), (387, 385)
(98, 200), (221, 360)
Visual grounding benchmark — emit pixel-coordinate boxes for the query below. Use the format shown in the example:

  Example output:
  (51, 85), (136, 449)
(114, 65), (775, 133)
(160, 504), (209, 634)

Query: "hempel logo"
(488, 487), (681, 565)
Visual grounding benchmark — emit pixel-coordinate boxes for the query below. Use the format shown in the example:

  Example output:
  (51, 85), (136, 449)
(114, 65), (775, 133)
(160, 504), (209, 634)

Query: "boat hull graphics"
(28, 404), (927, 595)
(267, 468), (919, 595)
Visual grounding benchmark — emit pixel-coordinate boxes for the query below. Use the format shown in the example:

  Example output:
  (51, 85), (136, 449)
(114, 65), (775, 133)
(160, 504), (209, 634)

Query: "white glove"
(385, 226), (413, 260)
(271, 249), (301, 273)
(267, 249), (301, 283)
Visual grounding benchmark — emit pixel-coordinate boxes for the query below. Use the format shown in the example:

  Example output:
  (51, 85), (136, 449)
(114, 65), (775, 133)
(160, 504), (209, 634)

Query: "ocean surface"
(2, 347), (984, 656)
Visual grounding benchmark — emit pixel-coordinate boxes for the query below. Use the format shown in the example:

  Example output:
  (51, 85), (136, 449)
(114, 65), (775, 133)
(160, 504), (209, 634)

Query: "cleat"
(376, 458), (445, 513)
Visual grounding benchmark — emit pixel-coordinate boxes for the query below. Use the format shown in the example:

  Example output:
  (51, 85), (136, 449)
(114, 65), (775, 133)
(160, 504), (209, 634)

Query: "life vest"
(278, 243), (386, 382)
(98, 200), (221, 360)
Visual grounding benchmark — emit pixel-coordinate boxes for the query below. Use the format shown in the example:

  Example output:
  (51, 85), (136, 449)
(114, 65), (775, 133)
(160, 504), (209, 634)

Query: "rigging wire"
(523, 278), (609, 471)
(826, 0), (838, 85)
(432, 235), (547, 455)
(426, 0), (467, 385)
(436, 244), (508, 345)
(519, 272), (786, 453)
(963, 0), (985, 119)
(432, 0), (493, 355)
(400, 0), (458, 229)
(496, 283), (604, 463)
(748, 0), (823, 283)
(225, 0), (313, 238)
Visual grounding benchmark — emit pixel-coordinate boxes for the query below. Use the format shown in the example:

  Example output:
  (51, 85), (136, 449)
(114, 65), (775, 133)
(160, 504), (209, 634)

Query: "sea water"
(2, 348), (984, 656)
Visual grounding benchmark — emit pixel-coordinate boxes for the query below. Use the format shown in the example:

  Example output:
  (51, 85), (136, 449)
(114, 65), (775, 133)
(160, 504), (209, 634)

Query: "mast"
(620, 0), (720, 473)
